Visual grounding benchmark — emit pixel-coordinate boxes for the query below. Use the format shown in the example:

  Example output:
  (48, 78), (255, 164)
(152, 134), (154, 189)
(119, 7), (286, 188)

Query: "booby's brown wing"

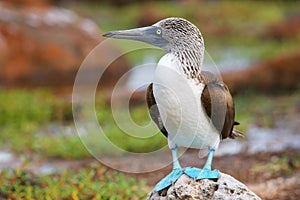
(146, 75), (242, 139)
(146, 83), (168, 137)
(201, 71), (242, 139)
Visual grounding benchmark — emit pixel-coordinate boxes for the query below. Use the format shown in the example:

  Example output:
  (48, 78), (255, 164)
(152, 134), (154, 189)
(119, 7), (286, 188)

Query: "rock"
(0, 3), (130, 91)
(147, 173), (261, 200)
(137, 4), (165, 27)
(263, 13), (300, 40)
(222, 50), (300, 94)
(1, 0), (50, 8)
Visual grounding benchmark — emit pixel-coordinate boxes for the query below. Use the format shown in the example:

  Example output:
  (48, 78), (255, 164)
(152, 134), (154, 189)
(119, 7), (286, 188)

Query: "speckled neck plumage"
(173, 48), (204, 82)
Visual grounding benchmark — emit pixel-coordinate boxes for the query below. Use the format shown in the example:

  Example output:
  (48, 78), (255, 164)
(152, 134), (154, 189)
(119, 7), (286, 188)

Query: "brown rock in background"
(264, 13), (300, 40)
(222, 50), (300, 94)
(137, 4), (165, 27)
(1, 0), (50, 8)
(0, 2), (130, 91)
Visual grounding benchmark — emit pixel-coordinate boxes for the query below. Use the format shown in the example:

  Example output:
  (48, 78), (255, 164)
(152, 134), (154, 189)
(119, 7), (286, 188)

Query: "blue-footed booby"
(103, 17), (243, 192)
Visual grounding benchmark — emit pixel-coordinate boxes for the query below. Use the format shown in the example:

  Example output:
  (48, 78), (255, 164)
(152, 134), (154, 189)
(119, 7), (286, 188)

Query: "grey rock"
(147, 173), (261, 200)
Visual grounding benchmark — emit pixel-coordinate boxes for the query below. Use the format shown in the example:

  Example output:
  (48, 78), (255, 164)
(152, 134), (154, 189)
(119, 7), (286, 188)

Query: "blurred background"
(0, 0), (299, 199)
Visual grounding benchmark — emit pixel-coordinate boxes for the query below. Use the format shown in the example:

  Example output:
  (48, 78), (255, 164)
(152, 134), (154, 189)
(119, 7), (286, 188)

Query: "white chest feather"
(153, 53), (220, 149)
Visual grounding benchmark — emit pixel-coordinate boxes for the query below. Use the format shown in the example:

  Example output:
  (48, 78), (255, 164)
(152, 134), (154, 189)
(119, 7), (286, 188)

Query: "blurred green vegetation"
(0, 89), (166, 159)
(1, 89), (299, 159)
(252, 153), (300, 175)
(0, 164), (147, 199)
(234, 89), (300, 131)
(0, 89), (87, 159)
(67, 0), (300, 64)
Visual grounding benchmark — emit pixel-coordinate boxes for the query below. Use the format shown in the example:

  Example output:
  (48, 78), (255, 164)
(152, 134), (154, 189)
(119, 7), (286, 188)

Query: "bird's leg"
(171, 146), (181, 169)
(154, 145), (184, 192)
(185, 147), (220, 180)
(203, 147), (215, 170)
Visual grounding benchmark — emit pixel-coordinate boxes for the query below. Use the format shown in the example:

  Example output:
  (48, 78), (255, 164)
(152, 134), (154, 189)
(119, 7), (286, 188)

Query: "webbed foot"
(184, 166), (220, 180)
(154, 168), (184, 192)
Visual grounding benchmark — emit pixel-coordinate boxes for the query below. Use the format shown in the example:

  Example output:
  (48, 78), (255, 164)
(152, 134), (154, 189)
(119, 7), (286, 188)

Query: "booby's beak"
(103, 26), (168, 48)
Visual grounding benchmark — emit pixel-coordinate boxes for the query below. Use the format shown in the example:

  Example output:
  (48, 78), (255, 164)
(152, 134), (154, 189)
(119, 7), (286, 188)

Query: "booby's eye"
(156, 29), (162, 35)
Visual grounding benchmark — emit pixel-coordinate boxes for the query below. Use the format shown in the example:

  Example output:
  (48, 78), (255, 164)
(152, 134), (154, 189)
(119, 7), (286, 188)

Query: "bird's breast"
(153, 53), (220, 149)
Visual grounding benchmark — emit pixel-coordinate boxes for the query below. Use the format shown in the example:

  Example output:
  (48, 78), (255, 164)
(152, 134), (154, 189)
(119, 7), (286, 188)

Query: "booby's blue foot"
(154, 167), (184, 192)
(185, 167), (220, 179)
(154, 146), (183, 192)
(185, 148), (220, 180)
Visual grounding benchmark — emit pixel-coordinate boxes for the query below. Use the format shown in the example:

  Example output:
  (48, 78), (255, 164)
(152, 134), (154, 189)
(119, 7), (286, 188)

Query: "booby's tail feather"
(231, 129), (244, 138)
(234, 121), (240, 126)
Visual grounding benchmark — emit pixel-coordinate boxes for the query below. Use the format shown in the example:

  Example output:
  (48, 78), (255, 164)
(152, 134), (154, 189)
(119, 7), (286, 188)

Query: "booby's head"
(103, 17), (204, 54)
(104, 17), (205, 76)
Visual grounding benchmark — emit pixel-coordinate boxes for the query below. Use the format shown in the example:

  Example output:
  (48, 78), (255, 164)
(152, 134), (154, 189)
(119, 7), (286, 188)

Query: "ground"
(109, 148), (299, 199)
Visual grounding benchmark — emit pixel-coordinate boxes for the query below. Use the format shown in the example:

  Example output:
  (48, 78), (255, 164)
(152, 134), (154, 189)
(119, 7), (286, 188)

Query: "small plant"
(0, 164), (147, 199)
(251, 154), (300, 176)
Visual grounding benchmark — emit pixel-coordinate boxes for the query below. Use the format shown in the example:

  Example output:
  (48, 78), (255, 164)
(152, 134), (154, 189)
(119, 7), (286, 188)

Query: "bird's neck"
(157, 51), (204, 85)
(170, 46), (204, 80)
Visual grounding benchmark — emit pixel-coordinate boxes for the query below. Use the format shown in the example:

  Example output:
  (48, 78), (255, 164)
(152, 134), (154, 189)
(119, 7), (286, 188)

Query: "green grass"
(233, 90), (300, 132)
(0, 164), (147, 199)
(234, 92), (274, 131)
(0, 89), (87, 159)
(95, 99), (167, 153)
(252, 153), (300, 175)
(0, 89), (167, 159)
